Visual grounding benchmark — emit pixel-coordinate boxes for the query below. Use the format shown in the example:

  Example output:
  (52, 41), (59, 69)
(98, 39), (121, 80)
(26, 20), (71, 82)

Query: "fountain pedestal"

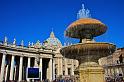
(79, 62), (104, 82)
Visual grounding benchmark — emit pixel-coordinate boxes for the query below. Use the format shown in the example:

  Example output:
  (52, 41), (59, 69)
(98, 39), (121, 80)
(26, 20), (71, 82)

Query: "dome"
(43, 31), (62, 50)
(65, 18), (107, 39)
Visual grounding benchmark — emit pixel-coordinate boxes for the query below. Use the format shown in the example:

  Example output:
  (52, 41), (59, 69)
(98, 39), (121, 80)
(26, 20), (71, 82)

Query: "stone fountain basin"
(60, 42), (116, 62)
(65, 18), (107, 38)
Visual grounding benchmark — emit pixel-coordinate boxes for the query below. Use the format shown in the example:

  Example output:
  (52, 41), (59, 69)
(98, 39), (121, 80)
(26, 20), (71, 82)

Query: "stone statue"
(4, 36), (7, 43)
(21, 40), (24, 46)
(13, 38), (16, 45)
(28, 42), (31, 47)
(31, 42), (34, 46)
(77, 4), (91, 19)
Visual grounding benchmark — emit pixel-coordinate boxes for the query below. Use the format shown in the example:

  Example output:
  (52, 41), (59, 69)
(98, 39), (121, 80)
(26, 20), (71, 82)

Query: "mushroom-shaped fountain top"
(65, 18), (107, 39)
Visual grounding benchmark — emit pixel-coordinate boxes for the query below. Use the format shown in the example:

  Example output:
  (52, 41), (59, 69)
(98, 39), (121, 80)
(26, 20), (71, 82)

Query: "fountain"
(60, 4), (116, 82)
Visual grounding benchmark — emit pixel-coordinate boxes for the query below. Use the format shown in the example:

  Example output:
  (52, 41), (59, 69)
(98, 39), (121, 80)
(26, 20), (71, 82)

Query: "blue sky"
(0, 0), (124, 48)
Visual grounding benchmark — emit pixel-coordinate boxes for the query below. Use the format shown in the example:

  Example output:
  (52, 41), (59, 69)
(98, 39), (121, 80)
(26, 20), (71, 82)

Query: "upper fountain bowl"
(65, 18), (107, 39)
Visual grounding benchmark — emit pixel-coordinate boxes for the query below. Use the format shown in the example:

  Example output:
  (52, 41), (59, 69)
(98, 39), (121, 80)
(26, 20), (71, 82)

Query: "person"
(106, 76), (112, 82)
(60, 78), (64, 82)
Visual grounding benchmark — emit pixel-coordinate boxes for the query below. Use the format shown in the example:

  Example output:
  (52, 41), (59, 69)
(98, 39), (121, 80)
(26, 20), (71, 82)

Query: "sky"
(0, 0), (124, 48)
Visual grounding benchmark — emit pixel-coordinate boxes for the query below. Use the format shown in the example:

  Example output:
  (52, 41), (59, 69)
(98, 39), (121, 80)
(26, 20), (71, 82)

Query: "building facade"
(0, 32), (79, 81)
(99, 48), (124, 77)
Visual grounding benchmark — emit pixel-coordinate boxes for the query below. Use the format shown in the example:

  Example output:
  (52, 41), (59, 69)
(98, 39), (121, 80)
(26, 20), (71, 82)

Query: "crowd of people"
(52, 77), (76, 82)
(3, 78), (76, 82)
(3, 74), (124, 82)
(105, 74), (124, 82)
(3, 77), (77, 82)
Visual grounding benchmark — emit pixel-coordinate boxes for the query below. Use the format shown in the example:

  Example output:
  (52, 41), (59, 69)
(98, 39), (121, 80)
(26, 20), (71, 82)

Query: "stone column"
(58, 57), (63, 75)
(75, 60), (79, 67)
(28, 57), (31, 67)
(110, 68), (112, 76)
(5, 65), (8, 81)
(116, 67), (119, 74)
(47, 66), (49, 79)
(105, 68), (107, 75)
(10, 55), (15, 80)
(65, 58), (68, 75)
(113, 68), (115, 76)
(52, 58), (55, 80)
(119, 67), (123, 74)
(57, 58), (59, 76)
(108, 68), (111, 75)
(19, 56), (23, 81)
(122, 67), (124, 75)
(71, 59), (74, 75)
(14, 66), (16, 80)
(111, 68), (114, 76)
(27, 57), (31, 82)
(105, 69), (108, 76)
(39, 58), (42, 80)
(0, 53), (6, 82)
(49, 58), (53, 81)
(34, 58), (38, 67)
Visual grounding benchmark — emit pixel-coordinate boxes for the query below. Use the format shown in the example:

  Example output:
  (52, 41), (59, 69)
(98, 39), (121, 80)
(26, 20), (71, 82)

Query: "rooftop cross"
(77, 4), (91, 19)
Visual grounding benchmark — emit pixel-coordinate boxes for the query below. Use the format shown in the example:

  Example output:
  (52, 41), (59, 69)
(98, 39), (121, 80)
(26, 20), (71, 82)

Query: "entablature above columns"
(0, 49), (53, 58)
(40, 53), (53, 58)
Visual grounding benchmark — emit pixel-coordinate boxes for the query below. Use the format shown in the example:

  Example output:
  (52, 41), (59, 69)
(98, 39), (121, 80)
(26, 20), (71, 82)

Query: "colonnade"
(105, 67), (124, 76)
(0, 53), (54, 82)
(57, 57), (75, 76)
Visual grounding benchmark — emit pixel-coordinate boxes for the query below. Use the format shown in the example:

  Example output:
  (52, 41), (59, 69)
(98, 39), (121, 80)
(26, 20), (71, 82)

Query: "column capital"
(2, 51), (7, 55)
(40, 57), (43, 59)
